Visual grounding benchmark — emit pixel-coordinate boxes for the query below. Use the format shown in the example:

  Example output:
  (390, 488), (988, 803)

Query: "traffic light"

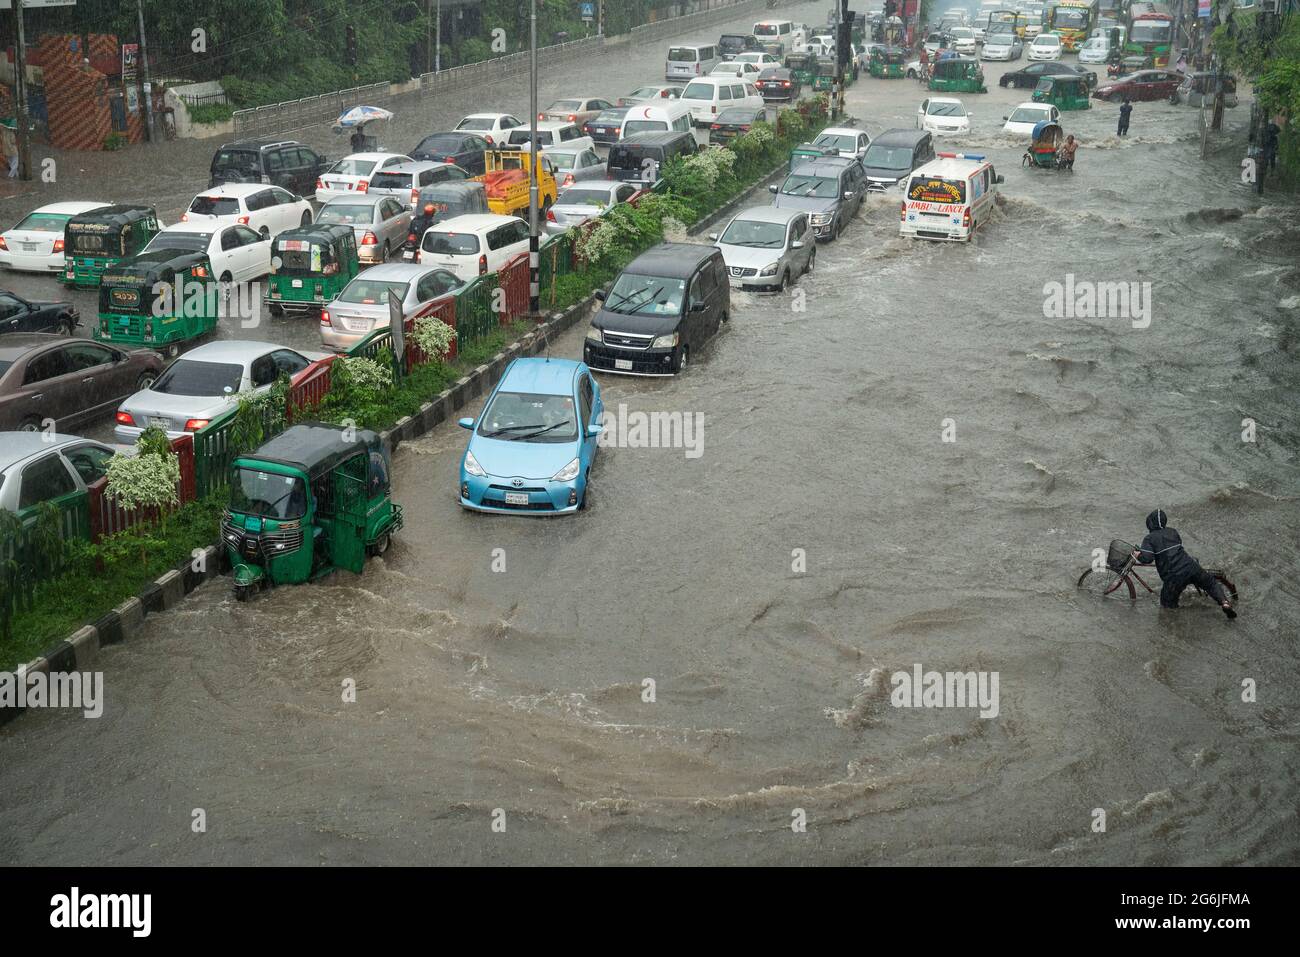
(884, 0), (897, 17)
(837, 21), (852, 68)
(345, 25), (358, 67)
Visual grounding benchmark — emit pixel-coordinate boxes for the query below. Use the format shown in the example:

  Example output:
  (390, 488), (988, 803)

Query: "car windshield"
(720, 218), (786, 248)
(1009, 107), (1048, 123)
(928, 101), (966, 116)
(603, 273), (687, 316)
(146, 232), (211, 254)
(627, 87), (660, 98)
(1052, 9), (1086, 28)
(230, 468), (307, 519)
(317, 205), (373, 225)
(189, 196), (240, 216)
(987, 25), (1013, 38)
(668, 47), (699, 61)
(863, 144), (913, 169)
(369, 171), (413, 189)
(338, 279), (409, 304)
(781, 174), (839, 198)
(557, 189), (612, 207)
(754, 24), (778, 36)
(330, 158), (378, 176)
(423, 231), (480, 255)
(594, 110), (625, 122)
(681, 82), (716, 99)
(13, 212), (70, 232)
(1036, 35), (1060, 46)
(151, 359), (243, 396)
(457, 116), (495, 130)
(813, 133), (856, 151)
(476, 391), (578, 443)
(547, 100), (582, 111)
(547, 152), (579, 169)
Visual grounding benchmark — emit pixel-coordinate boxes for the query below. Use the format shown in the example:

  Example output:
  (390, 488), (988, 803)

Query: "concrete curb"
(1, 544), (229, 728)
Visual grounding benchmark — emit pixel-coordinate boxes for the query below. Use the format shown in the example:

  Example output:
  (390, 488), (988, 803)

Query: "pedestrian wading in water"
(1117, 98), (1132, 137)
(1133, 509), (1236, 618)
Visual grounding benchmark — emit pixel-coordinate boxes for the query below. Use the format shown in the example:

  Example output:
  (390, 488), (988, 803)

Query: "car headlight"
(810, 213), (832, 225)
(651, 332), (679, 348)
(585, 325), (602, 342)
(758, 262), (780, 276)
(463, 449), (486, 477)
(551, 457), (580, 483)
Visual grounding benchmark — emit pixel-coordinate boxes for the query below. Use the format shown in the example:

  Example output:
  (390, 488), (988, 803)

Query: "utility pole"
(137, 0), (156, 143)
(528, 0), (539, 316)
(426, 0), (432, 73)
(13, 0), (31, 179)
(436, 0), (442, 73)
(598, 0), (604, 37)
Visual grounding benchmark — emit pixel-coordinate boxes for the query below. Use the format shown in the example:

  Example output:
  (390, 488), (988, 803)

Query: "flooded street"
(2, 2), (1298, 866)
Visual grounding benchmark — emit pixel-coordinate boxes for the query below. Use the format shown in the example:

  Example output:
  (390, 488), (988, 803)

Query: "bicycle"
(1076, 539), (1238, 603)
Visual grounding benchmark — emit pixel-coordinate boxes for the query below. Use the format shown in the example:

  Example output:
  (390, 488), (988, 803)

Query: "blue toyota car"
(458, 357), (603, 514)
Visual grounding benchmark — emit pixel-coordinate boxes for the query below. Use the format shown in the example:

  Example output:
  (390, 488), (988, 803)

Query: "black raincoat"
(1135, 509), (1226, 608)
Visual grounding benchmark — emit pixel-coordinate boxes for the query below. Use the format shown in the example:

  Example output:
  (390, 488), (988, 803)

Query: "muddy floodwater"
(1, 1), (1298, 865)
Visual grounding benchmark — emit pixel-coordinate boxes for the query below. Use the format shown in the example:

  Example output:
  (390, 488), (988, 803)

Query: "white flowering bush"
(680, 146), (737, 189)
(106, 445), (180, 512)
(411, 316), (457, 359)
(339, 355), (394, 391)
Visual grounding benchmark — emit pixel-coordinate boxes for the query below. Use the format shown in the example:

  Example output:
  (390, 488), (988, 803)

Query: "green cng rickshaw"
(224, 423), (403, 601)
(812, 55), (839, 91)
(62, 204), (160, 288)
(1032, 75), (1091, 111)
(94, 250), (220, 355)
(264, 223), (359, 317)
(927, 56), (987, 94)
(784, 51), (816, 86)
(869, 46), (906, 78)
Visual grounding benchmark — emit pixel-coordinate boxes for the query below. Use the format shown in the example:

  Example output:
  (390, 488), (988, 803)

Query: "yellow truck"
(473, 149), (558, 218)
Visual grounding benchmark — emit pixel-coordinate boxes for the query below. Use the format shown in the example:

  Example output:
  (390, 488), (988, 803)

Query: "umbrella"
(333, 105), (394, 130)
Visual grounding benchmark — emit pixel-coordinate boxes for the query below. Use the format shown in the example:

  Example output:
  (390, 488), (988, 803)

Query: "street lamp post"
(528, 0), (540, 316)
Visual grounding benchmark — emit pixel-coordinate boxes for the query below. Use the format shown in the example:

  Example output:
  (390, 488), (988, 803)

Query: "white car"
(454, 112), (523, 146)
(545, 181), (641, 236)
(1002, 102), (1060, 135)
(181, 184), (312, 240)
(1077, 35), (1112, 64)
(114, 341), (324, 442)
(808, 126), (871, 161)
(981, 31), (1023, 60)
(917, 97), (972, 135)
(142, 223), (271, 284)
(315, 153), (413, 204)
(0, 201), (110, 273)
(733, 52), (781, 68)
(711, 60), (762, 79)
(618, 84), (682, 107)
(504, 121), (595, 154)
(1028, 33), (1063, 61)
(678, 77), (765, 125)
(949, 27), (978, 55)
(416, 213), (530, 281)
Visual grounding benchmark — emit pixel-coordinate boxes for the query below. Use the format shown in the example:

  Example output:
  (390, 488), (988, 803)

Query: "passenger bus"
(1046, 0), (1099, 51)
(1125, 2), (1174, 67)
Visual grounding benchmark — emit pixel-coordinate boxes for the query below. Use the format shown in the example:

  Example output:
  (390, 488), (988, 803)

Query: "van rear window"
(668, 48), (699, 61)
(622, 120), (668, 136)
(907, 175), (967, 204)
(608, 145), (661, 169)
(369, 171), (414, 190)
(423, 231), (480, 255)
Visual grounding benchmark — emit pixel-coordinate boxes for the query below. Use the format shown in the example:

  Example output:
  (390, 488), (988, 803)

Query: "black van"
(607, 132), (698, 185)
(585, 243), (729, 376)
(718, 33), (763, 60)
(861, 129), (935, 191)
(209, 140), (330, 199)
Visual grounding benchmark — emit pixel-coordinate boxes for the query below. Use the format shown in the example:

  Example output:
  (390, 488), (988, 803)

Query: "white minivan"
(417, 214), (530, 281)
(753, 19), (798, 56)
(666, 43), (720, 81)
(899, 152), (1004, 243)
(618, 102), (694, 139)
(678, 77), (765, 126)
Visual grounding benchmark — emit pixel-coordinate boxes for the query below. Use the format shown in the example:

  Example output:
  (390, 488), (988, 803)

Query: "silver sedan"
(315, 195), (413, 265)
(545, 181), (641, 235)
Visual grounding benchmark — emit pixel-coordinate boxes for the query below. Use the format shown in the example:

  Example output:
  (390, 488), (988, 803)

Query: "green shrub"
(187, 102), (234, 124)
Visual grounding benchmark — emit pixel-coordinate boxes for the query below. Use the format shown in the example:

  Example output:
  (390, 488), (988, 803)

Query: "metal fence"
(631, 0), (770, 46)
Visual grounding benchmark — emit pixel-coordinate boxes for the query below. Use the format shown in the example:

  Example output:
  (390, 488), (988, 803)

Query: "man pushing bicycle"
(1132, 509), (1237, 619)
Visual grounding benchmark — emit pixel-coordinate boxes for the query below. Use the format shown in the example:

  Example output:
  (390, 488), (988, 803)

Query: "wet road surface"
(2, 6), (1298, 865)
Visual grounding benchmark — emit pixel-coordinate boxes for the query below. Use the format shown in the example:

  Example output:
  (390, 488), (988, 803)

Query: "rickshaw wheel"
(368, 533), (391, 558)
(268, 303), (284, 318)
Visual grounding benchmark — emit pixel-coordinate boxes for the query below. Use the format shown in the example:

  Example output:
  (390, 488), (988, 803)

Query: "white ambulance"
(899, 152), (1004, 242)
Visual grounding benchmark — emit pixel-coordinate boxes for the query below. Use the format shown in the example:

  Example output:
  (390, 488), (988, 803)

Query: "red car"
(1094, 69), (1184, 102)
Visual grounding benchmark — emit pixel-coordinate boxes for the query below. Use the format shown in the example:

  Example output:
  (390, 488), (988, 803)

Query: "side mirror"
(690, 301), (706, 313)
(843, 191), (854, 200)
(768, 184), (778, 193)
(791, 240), (804, 249)
(458, 417), (475, 430)
(995, 174), (1005, 184)
(594, 289), (606, 301)
(708, 232), (719, 241)
(587, 423), (604, 436)
(1002, 116), (1009, 122)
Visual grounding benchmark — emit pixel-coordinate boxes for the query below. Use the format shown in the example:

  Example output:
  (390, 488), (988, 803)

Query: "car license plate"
(148, 417), (170, 430)
(614, 359), (633, 371)
(403, 250), (414, 261)
(22, 243), (37, 251)
(291, 279), (303, 288)
(505, 492), (530, 505)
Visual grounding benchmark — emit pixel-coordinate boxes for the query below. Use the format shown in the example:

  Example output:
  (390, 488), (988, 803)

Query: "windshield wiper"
(484, 423), (546, 438)
(514, 421), (573, 440)
(607, 285), (663, 314)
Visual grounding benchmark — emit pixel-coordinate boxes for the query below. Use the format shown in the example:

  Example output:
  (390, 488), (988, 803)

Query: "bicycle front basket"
(1107, 539), (1133, 572)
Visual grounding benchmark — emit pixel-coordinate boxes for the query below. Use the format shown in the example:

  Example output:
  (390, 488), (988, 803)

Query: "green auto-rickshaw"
(1032, 75), (1092, 111)
(869, 46), (906, 78)
(94, 250), (220, 356)
(812, 55), (839, 91)
(224, 422), (404, 600)
(928, 56), (988, 94)
(62, 204), (160, 288)
(264, 223), (359, 317)
(784, 51), (815, 87)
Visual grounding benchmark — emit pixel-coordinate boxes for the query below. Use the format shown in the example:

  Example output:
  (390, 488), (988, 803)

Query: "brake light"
(184, 419), (210, 432)
(783, 80), (791, 86)
(407, 233), (417, 244)
(546, 208), (557, 222)
(695, 63), (701, 73)
(356, 180), (368, 193)
(712, 105), (717, 114)
(192, 265), (208, 278)
(710, 124), (721, 130)
(180, 212), (189, 222)
(320, 309), (332, 327)
(963, 207), (972, 229)
(315, 178), (324, 191)
(567, 114), (576, 122)
(52, 238), (64, 253)
(900, 201), (907, 222)
(562, 173), (575, 186)
(0, 237), (7, 251)
(411, 188), (420, 204)
(361, 231), (377, 245)
(485, 134), (494, 145)
(115, 411), (135, 426)
(478, 254), (488, 275)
